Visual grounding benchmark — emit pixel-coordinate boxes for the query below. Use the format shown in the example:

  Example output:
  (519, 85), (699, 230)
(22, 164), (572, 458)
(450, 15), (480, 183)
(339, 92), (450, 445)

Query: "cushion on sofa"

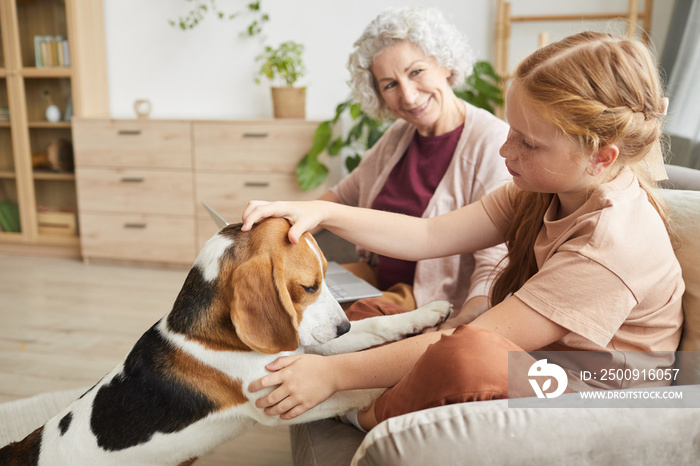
(352, 390), (700, 466)
(662, 189), (700, 351)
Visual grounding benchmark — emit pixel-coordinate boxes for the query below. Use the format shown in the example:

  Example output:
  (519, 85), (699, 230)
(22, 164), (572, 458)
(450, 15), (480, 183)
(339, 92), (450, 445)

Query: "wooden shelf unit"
(0, 0), (108, 257)
(494, 0), (654, 77)
(492, 0), (654, 119)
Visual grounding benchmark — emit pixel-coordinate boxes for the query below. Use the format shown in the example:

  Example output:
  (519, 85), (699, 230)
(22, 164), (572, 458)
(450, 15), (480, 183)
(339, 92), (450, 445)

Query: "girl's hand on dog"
(242, 200), (326, 244)
(248, 354), (338, 420)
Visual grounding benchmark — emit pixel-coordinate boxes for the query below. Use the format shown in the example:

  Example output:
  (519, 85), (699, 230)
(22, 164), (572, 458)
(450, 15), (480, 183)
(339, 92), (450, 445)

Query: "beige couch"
(292, 164), (700, 466)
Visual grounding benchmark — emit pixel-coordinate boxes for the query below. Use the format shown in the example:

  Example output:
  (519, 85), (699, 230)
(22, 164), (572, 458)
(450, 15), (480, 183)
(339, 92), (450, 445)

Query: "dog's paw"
(406, 301), (452, 333)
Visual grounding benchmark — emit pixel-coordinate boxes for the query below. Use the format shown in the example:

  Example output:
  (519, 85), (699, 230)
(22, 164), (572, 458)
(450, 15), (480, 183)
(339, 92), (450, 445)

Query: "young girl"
(241, 31), (684, 431)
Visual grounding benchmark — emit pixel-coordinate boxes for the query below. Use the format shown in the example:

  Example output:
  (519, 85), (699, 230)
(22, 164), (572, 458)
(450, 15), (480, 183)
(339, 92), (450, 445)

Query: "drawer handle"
(118, 130), (142, 136)
(244, 181), (270, 188)
(124, 223), (147, 229)
(121, 177), (144, 183)
(243, 132), (269, 138)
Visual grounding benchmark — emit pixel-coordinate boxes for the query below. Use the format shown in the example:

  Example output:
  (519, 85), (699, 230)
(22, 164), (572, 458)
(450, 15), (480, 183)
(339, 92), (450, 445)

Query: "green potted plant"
(296, 100), (389, 191)
(453, 61), (503, 114)
(296, 60), (503, 190)
(255, 41), (307, 118)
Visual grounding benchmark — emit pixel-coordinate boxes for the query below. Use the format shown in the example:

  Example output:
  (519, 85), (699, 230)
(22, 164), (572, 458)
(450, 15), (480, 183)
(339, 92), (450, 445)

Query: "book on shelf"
(0, 200), (21, 233)
(63, 94), (73, 122)
(34, 36), (70, 68)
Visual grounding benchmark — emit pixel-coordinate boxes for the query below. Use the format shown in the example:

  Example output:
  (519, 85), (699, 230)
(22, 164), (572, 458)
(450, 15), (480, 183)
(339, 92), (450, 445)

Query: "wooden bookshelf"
(0, 0), (108, 257)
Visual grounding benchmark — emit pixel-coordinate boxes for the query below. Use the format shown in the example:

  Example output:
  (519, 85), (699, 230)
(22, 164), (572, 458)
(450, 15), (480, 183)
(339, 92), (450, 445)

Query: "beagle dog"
(0, 219), (450, 466)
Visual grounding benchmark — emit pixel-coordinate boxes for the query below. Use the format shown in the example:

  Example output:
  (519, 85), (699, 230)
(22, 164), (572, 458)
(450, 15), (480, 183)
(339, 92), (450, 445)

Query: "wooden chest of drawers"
(194, 121), (317, 172)
(72, 120), (192, 169)
(193, 121), (326, 249)
(73, 119), (196, 264)
(72, 118), (325, 265)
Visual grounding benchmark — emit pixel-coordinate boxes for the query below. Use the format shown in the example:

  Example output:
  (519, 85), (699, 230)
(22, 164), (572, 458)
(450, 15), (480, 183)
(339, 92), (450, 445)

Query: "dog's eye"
(301, 284), (318, 294)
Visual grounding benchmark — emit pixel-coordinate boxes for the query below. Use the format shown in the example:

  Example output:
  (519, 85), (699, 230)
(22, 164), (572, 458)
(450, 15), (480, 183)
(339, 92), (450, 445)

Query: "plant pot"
(271, 86), (306, 118)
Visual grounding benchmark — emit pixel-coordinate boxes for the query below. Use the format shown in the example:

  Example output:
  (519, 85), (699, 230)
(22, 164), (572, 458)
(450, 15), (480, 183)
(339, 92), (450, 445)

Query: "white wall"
(103, 0), (674, 121)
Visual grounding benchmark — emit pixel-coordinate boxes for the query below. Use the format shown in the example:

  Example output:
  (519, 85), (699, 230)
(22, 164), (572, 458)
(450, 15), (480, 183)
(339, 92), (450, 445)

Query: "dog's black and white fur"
(0, 219), (450, 465)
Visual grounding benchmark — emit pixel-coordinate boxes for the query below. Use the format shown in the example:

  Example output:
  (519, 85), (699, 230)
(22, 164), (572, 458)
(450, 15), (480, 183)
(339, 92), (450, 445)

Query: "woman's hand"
(241, 200), (326, 244)
(248, 354), (338, 420)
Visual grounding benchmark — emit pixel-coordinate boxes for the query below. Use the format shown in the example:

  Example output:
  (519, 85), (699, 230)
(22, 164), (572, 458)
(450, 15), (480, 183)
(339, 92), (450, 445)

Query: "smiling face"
(371, 40), (462, 136)
(499, 81), (593, 212)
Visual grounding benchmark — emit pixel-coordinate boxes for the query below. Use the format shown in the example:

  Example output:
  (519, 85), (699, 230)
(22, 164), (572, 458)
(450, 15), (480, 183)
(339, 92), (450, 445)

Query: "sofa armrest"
(661, 164), (700, 191)
(352, 388), (700, 465)
(662, 189), (700, 352)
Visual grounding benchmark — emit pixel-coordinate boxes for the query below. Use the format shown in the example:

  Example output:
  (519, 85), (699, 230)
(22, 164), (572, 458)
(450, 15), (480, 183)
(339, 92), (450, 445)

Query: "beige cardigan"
(331, 101), (511, 308)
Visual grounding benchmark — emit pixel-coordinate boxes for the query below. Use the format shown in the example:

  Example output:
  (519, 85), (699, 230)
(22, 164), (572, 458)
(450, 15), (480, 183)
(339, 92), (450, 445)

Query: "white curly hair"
(347, 6), (475, 120)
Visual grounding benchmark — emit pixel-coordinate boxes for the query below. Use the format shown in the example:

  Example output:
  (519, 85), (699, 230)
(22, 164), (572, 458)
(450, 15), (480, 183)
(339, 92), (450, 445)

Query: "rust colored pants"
(346, 298), (524, 424)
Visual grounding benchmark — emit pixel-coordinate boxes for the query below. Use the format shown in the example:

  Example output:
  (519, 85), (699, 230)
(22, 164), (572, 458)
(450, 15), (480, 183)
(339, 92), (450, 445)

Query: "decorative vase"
(270, 86), (306, 119)
(45, 104), (61, 122)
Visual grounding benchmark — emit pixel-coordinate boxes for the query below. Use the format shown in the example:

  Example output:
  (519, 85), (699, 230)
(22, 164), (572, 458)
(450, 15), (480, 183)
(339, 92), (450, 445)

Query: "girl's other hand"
(248, 354), (337, 420)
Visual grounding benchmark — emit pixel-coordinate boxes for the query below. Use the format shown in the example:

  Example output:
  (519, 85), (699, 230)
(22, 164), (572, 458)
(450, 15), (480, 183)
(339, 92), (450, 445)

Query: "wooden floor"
(0, 253), (293, 465)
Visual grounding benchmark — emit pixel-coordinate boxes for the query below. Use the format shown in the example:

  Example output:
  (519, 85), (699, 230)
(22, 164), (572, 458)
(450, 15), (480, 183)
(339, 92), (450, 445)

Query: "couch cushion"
(662, 189), (700, 351)
(353, 390), (700, 466)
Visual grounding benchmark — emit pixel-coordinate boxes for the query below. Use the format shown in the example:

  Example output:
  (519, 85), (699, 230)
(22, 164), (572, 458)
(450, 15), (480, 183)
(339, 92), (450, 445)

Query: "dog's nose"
(336, 321), (351, 337)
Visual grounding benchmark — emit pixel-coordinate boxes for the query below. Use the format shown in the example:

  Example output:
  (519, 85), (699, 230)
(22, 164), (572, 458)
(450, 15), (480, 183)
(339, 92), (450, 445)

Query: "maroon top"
(371, 124), (464, 290)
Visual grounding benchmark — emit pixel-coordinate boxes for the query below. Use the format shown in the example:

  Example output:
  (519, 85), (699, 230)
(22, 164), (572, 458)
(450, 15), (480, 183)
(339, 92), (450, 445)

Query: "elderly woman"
(319, 6), (509, 325)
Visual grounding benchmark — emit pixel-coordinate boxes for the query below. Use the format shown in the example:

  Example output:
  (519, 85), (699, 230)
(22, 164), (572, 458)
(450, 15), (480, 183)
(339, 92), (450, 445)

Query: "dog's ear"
(230, 254), (299, 354)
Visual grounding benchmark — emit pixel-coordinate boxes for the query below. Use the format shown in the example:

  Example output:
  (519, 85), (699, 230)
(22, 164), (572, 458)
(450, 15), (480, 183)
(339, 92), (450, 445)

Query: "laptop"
(202, 202), (382, 303)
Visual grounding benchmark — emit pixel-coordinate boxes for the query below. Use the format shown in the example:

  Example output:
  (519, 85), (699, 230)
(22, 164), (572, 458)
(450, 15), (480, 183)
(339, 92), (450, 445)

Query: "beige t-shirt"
(481, 169), (684, 351)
